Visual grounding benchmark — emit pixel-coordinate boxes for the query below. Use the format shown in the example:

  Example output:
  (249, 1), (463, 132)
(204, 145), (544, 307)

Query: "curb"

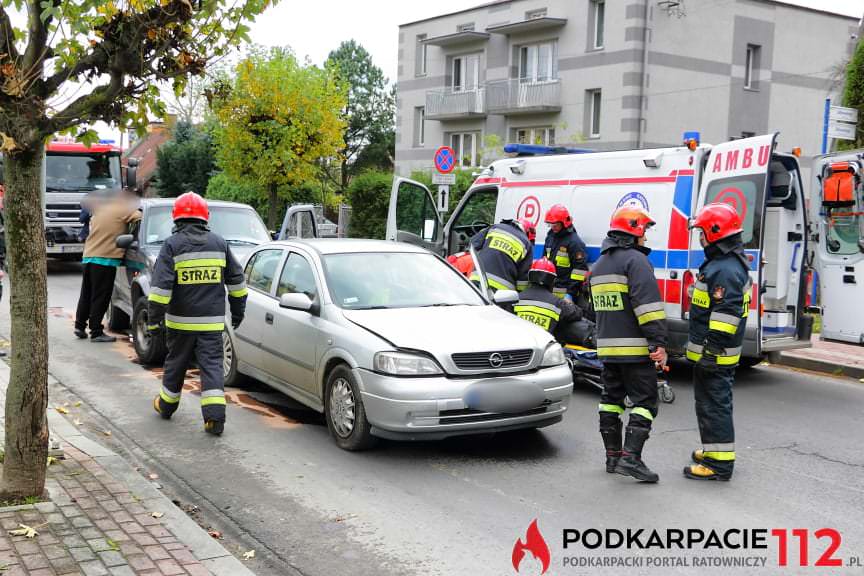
(770, 354), (864, 380)
(0, 362), (256, 576)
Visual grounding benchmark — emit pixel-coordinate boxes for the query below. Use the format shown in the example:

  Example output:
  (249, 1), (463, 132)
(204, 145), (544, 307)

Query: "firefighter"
(684, 203), (750, 481)
(148, 192), (247, 436)
(543, 204), (589, 300)
(591, 206), (667, 483)
(513, 259), (583, 342)
(469, 218), (533, 294)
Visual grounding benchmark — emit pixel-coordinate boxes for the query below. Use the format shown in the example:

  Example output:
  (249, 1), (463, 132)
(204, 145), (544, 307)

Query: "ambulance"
(810, 150), (864, 344)
(386, 133), (814, 364)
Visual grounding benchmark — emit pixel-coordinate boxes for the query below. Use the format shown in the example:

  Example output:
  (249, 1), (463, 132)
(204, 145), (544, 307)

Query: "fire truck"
(386, 132), (814, 364)
(0, 138), (137, 259)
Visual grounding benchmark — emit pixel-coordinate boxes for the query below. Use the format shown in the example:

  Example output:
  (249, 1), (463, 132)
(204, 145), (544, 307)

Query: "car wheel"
(324, 365), (376, 451)
(222, 330), (246, 388)
(107, 303), (130, 332)
(132, 296), (167, 365)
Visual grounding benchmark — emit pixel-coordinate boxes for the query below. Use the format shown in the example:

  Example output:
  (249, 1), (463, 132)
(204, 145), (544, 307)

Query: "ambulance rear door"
(693, 133), (809, 357)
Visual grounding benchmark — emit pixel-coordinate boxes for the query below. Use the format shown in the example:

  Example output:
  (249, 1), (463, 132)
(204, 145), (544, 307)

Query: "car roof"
(142, 198), (255, 210)
(266, 238), (431, 256)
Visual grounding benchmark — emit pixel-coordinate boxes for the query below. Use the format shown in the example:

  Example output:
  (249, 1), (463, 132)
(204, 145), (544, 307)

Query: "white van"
(386, 133), (813, 364)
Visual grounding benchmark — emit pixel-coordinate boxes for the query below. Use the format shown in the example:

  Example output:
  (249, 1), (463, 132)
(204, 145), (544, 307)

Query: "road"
(1, 261), (863, 575)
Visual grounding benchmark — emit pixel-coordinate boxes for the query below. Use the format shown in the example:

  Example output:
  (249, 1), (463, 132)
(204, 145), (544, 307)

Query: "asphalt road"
(1, 261), (863, 575)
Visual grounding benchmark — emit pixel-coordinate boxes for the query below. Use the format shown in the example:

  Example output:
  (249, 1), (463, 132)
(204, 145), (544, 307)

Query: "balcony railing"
(425, 88), (487, 120)
(486, 79), (561, 115)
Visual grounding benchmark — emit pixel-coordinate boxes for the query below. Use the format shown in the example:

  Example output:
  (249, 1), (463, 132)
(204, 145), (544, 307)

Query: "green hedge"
(345, 170), (392, 239)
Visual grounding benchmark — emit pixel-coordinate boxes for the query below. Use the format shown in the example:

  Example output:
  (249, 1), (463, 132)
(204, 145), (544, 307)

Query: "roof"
(400, 0), (859, 27)
(123, 126), (172, 189)
(272, 238), (430, 256)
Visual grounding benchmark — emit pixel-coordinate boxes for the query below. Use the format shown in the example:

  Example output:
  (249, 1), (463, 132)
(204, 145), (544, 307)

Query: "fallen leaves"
(208, 529), (223, 539)
(150, 511), (164, 519)
(148, 473), (159, 480)
(47, 456), (58, 466)
(8, 524), (37, 538)
(54, 406), (69, 415)
(0, 132), (16, 153)
(242, 549), (255, 560)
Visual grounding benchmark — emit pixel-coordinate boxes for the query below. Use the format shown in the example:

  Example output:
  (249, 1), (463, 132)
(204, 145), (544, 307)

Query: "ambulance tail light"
(681, 270), (695, 314)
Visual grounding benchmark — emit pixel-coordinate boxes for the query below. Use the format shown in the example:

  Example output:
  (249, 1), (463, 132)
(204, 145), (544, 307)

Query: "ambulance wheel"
(739, 356), (766, 369)
(325, 364), (377, 451)
(133, 296), (167, 365)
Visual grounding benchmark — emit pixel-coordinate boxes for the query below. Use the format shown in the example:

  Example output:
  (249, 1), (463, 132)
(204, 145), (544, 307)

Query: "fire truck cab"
(387, 133), (813, 362)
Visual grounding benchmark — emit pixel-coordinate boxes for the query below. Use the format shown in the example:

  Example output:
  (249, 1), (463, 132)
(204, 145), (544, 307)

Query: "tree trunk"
(267, 183), (278, 230)
(0, 147), (49, 500)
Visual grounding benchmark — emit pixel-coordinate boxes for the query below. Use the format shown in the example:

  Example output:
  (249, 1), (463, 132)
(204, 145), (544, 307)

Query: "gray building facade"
(395, 0), (860, 176)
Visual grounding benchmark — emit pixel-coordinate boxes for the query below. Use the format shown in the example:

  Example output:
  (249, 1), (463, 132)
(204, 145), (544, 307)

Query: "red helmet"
(544, 204), (572, 228)
(518, 218), (536, 242)
(172, 192), (209, 222)
(609, 206), (655, 238)
(691, 202), (743, 244)
(528, 258), (557, 289)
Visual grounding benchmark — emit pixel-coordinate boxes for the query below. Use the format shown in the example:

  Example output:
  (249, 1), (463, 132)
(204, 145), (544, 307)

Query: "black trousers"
(694, 364), (736, 476)
(74, 263), (117, 337)
(157, 330), (226, 423)
(599, 361), (658, 429)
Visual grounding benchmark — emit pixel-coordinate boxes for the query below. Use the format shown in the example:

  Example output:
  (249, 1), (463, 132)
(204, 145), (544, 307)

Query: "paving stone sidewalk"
(774, 334), (864, 380)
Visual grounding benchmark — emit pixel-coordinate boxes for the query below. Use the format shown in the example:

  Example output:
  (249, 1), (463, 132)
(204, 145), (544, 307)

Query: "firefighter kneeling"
(591, 206), (667, 483)
(513, 259), (585, 343)
(148, 192), (247, 436)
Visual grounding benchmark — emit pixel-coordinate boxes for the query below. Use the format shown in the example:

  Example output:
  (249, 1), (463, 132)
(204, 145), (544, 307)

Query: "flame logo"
(512, 519), (551, 574)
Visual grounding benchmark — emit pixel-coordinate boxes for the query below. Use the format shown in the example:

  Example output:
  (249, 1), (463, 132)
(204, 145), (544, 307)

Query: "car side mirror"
(493, 289), (520, 306)
(116, 234), (137, 250)
(271, 230), (279, 240)
(279, 292), (313, 312)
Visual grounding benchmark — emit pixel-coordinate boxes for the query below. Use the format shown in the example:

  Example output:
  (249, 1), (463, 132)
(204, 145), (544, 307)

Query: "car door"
(385, 178), (444, 253)
(234, 248), (285, 371)
(278, 205), (318, 240)
(270, 251), (321, 401)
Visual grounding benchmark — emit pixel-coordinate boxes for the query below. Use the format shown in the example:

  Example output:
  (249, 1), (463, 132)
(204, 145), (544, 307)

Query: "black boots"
(599, 417), (622, 473)
(614, 426), (659, 483)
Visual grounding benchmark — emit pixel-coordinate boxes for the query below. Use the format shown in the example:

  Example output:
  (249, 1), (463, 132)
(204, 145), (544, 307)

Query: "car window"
(245, 249), (283, 294)
(144, 206), (270, 246)
(277, 252), (317, 298)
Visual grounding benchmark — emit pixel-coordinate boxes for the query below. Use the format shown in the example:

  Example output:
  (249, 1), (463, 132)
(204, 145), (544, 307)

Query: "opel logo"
(489, 353), (504, 368)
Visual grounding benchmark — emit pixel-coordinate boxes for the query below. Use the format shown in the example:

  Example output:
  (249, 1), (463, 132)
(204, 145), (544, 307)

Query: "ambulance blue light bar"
(503, 143), (594, 156)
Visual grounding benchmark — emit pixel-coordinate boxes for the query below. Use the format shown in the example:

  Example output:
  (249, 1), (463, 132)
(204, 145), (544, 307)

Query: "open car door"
(385, 177), (444, 254)
(278, 204), (318, 240)
(693, 133), (810, 357)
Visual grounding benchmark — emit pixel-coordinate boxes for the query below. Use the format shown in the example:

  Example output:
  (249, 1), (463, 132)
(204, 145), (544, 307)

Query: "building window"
(414, 107), (425, 147)
(519, 41), (557, 83)
(587, 89), (602, 138)
(744, 44), (760, 90)
(457, 22), (475, 32)
(526, 8), (547, 20)
(415, 34), (428, 77)
(592, 0), (605, 50)
(452, 53), (480, 92)
(512, 127), (555, 146)
(450, 132), (481, 167)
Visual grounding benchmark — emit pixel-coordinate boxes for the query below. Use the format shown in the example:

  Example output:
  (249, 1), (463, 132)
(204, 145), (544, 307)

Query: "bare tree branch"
(0, 5), (20, 61)
(47, 71), (125, 133)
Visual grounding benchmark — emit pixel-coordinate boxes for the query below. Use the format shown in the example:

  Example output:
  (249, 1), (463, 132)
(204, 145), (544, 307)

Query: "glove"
(231, 316), (243, 329)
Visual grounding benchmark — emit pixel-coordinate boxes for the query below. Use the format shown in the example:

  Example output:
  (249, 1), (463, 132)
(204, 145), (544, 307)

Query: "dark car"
(108, 198), (271, 364)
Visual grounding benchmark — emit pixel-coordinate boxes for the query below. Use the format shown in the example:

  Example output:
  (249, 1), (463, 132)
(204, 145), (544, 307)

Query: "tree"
(345, 170), (392, 239)
(155, 120), (215, 197)
(0, 0), (273, 500)
(209, 46), (346, 229)
(841, 38), (864, 148)
(325, 41), (395, 191)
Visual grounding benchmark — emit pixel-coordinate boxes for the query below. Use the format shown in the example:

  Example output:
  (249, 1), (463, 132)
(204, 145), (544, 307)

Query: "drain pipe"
(637, 0), (651, 148)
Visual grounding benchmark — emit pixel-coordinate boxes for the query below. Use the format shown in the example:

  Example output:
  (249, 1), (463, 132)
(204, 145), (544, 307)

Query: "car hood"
(342, 305), (554, 356)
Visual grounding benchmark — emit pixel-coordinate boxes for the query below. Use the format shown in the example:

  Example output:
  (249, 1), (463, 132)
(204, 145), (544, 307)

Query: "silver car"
(224, 239), (573, 450)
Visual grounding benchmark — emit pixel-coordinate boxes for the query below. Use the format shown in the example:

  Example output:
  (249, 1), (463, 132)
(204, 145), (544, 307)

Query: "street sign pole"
(822, 97), (830, 155)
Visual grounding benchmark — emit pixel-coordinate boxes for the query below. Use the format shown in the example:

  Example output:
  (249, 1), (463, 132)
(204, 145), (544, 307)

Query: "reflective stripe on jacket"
(470, 220), (533, 292)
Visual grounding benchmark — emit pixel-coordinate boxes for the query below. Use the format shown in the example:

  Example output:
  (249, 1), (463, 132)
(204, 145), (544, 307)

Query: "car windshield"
(324, 252), (485, 310)
(144, 206), (270, 245)
(45, 153), (121, 192)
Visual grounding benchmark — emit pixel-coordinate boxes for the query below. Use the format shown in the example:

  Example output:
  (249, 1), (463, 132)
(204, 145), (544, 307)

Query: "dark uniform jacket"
(513, 285), (582, 337)
(686, 238), (751, 368)
(469, 220), (533, 292)
(590, 234), (667, 363)
(544, 225), (588, 298)
(148, 220), (247, 332)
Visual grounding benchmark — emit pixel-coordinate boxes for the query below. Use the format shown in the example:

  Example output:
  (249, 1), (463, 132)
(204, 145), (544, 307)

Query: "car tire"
(107, 303), (130, 332)
(222, 329), (247, 388)
(324, 364), (377, 451)
(132, 296), (167, 365)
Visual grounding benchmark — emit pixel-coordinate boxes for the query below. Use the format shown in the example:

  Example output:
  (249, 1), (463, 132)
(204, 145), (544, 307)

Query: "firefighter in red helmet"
(543, 204), (588, 300)
(684, 202), (751, 481)
(591, 205), (668, 483)
(148, 192), (247, 436)
(513, 258), (583, 342)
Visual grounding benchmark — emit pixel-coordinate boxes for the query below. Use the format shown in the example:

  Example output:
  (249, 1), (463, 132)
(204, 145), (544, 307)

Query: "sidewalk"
(0, 362), (255, 576)
(773, 334), (864, 380)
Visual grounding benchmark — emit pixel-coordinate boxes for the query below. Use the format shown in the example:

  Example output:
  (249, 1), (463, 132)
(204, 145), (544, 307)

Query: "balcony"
(425, 88), (487, 120)
(486, 79), (562, 115)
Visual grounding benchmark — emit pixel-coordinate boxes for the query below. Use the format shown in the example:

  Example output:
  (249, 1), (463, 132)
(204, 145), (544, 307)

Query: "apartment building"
(395, 0), (860, 176)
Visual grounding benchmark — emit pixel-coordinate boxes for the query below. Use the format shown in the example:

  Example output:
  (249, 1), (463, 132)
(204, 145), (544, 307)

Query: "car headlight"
(541, 342), (566, 367)
(373, 351), (443, 376)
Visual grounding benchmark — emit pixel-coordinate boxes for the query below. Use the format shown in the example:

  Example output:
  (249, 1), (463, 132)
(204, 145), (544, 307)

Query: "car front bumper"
(354, 364), (573, 441)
